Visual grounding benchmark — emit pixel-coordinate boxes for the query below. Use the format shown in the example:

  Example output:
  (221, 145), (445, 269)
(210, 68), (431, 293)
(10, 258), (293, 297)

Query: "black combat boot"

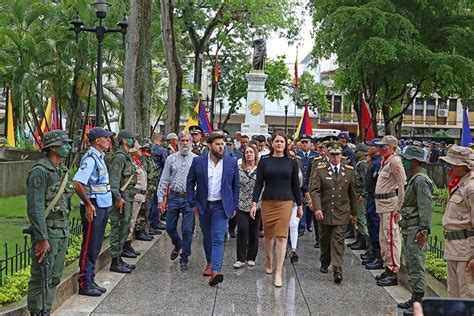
(121, 244), (138, 258)
(350, 234), (367, 250)
(398, 291), (424, 310)
(119, 257), (136, 270)
(365, 249), (383, 270)
(136, 230), (153, 241)
(376, 270), (398, 286)
(124, 240), (141, 256)
(110, 257), (132, 273)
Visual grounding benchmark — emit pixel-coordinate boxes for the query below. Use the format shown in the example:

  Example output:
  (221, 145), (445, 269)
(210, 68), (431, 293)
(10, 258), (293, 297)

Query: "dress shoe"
(78, 286), (102, 297)
(110, 258), (132, 273)
(209, 273), (224, 286)
(229, 231), (236, 238)
(119, 257), (135, 270)
(180, 262), (188, 271)
(333, 272), (343, 283)
(202, 264), (212, 276)
(156, 222), (166, 230)
(376, 276), (398, 286)
(350, 238), (367, 250)
(136, 231), (153, 241)
(170, 246), (181, 260)
(361, 257), (374, 265)
(314, 240), (320, 248)
(121, 249), (137, 258)
(289, 251), (299, 264)
(320, 266), (329, 273)
(93, 281), (106, 293)
(247, 260), (256, 267)
(360, 252), (369, 260)
(365, 259), (384, 270)
(375, 271), (388, 281)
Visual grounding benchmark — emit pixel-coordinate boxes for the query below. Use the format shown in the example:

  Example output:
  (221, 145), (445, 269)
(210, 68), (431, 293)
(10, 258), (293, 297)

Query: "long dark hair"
(269, 129), (289, 157)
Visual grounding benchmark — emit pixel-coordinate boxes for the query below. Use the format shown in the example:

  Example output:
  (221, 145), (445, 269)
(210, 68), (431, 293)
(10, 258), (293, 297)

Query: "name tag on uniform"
(326, 177), (332, 180)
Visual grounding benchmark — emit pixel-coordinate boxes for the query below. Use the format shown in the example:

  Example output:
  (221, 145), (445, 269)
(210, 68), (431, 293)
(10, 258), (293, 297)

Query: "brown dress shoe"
(202, 264), (212, 277)
(208, 272), (223, 286)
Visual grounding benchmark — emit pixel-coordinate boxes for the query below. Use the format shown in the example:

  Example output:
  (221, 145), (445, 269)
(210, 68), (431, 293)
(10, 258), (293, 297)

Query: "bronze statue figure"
(252, 35), (266, 70)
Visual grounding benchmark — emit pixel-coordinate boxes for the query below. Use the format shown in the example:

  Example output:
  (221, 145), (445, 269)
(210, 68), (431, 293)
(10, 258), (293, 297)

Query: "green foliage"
(64, 234), (82, 267)
(265, 56), (292, 102)
(425, 253), (447, 282)
(291, 70), (330, 113)
(433, 187), (449, 208)
(0, 268), (30, 306)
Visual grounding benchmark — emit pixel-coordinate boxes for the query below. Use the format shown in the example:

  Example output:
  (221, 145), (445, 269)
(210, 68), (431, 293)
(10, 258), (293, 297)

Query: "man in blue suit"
(187, 133), (240, 286)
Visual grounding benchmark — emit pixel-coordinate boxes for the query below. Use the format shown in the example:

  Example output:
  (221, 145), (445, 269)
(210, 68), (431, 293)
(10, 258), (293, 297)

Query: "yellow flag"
(183, 100), (200, 131)
(6, 89), (15, 147)
(40, 97), (53, 132)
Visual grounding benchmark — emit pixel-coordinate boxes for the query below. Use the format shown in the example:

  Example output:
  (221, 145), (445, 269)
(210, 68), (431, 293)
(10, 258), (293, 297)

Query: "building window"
(426, 99), (435, 116)
(449, 99), (457, 111)
(438, 99), (447, 110)
(415, 98), (424, 116)
(333, 95), (342, 113)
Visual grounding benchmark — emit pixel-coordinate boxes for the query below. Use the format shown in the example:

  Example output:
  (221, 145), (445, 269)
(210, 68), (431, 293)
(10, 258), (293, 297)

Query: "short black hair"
(207, 133), (225, 144)
(241, 135), (250, 140)
(256, 135), (266, 142)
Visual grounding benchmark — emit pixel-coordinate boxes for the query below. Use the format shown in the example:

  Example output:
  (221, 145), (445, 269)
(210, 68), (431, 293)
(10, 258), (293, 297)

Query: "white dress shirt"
(208, 154), (223, 201)
(329, 162), (341, 175)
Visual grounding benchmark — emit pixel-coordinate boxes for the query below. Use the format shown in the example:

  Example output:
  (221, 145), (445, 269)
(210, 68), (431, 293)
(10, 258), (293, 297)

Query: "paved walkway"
(55, 229), (409, 315)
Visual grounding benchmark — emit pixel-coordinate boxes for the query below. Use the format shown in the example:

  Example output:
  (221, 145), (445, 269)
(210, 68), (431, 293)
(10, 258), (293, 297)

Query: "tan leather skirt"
(261, 200), (292, 238)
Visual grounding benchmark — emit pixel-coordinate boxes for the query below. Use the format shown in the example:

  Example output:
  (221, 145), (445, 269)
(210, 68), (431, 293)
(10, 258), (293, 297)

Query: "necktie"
(305, 153), (308, 159)
(334, 166), (339, 177)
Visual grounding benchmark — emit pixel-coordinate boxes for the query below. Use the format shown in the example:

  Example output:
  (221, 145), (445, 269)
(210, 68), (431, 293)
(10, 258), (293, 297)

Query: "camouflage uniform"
(26, 130), (73, 315)
(137, 151), (159, 233)
(353, 145), (369, 241)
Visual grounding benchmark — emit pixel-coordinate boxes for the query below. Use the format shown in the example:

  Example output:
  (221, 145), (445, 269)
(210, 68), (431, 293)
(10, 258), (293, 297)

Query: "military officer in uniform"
(108, 129), (139, 273)
(397, 146), (434, 312)
(349, 143), (369, 251)
(374, 135), (407, 286)
(439, 145), (474, 298)
(310, 142), (357, 283)
(73, 127), (115, 296)
(190, 125), (207, 156)
(26, 130), (73, 315)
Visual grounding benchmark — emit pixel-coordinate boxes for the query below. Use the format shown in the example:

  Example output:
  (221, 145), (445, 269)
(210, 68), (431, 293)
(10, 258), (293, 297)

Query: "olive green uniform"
(400, 168), (433, 294)
(354, 159), (368, 236)
(136, 156), (159, 232)
(192, 141), (207, 156)
(26, 158), (73, 313)
(108, 147), (137, 258)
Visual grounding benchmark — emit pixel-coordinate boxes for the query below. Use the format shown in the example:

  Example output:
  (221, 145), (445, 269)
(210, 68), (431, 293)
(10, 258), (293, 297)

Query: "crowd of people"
(24, 126), (473, 315)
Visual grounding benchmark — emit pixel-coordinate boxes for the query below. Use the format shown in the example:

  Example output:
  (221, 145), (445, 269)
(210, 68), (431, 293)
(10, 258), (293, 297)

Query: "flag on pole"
(214, 62), (220, 83)
(6, 88), (15, 147)
(184, 99), (214, 134)
(461, 107), (472, 147)
(361, 99), (374, 141)
(51, 96), (60, 130)
(41, 97), (53, 133)
(294, 102), (313, 139)
(294, 47), (299, 89)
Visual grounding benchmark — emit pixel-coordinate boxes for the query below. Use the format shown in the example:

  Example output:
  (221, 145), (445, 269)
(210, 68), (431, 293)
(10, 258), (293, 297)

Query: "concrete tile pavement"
(55, 230), (410, 315)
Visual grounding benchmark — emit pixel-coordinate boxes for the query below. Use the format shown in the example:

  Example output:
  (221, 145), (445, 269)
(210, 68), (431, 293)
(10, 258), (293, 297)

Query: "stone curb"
(397, 261), (448, 297)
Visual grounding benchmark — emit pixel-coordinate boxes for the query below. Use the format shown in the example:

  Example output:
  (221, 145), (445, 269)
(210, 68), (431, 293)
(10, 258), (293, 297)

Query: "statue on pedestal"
(251, 34), (266, 70)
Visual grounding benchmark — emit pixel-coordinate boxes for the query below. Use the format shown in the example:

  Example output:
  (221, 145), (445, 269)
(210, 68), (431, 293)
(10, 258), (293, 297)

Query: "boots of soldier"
(119, 257), (136, 270)
(350, 234), (367, 250)
(365, 248), (383, 270)
(398, 292), (424, 310)
(136, 230), (153, 241)
(124, 240), (141, 256)
(121, 242), (138, 258)
(376, 269), (398, 286)
(110, 257), (132, 274)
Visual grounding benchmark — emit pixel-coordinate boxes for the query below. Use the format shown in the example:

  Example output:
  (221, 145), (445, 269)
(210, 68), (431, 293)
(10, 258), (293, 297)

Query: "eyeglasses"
(442, 163), (453, 171)
(377, 145), (388, 150)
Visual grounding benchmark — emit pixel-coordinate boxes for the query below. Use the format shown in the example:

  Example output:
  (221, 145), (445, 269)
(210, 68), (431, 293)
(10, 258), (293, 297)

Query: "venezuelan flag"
(184, 99), (213, 134)
(6, 88), (15, 147)
(294, 104), (313, 139)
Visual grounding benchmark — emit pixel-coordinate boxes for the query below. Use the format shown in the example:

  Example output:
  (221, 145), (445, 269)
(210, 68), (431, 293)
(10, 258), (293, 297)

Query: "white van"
(312, 129), (341, 138)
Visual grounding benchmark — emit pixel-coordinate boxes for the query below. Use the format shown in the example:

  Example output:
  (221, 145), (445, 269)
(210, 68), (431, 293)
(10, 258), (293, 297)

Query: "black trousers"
(236, 209), (261, 262)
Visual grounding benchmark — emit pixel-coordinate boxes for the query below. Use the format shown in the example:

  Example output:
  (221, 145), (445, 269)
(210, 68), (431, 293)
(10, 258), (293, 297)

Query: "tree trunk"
(124, 0), (153, 136)
(193, 49), (203, 96)
(382, 104), (395, 136)
(161, 0), (182, 133)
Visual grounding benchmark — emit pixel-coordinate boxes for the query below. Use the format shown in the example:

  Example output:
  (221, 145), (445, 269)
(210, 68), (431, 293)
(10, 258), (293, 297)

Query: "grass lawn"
(0, 195), (81, 258)
(430, 205), (445, 244)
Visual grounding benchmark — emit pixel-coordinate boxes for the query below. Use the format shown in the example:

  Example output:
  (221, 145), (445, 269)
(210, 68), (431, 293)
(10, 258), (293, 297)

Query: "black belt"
(208, 200), (222, 204)
(136, 189), (147, 195)
(170, 190), (187, 197)
(445, 230), (474, 241)
(374, 191), (397, 199)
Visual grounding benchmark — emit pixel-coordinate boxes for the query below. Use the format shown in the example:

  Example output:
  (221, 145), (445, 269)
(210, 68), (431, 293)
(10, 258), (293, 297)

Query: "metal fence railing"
(427, 235), (444, 259)
(0, 217), (83, 286)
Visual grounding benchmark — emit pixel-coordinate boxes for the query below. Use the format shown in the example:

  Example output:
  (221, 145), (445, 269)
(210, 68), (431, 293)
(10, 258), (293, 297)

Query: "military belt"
(46, 219), (69, 229)
(399, 216), (420, 229)
(374, 191), (397, 199)
(84, 184), (111, 193)
(445, 230), (474, 241)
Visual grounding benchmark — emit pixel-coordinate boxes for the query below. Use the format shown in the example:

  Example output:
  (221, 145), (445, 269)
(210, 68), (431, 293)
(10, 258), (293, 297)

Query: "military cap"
(223, 129), (230, 136)
(355, 143), (368, 153)
(366, 138), (380, 147)
(298, 134), (312, 142)
(189, 125), (203, 134)
(375, 135), (398, 147)
(337, 132), (351, 141)
(88, 127), (115, 141)
(42, 130), (73, 151)
(400, 146), (426, 163)
(117, 129), (139, 141)
(321, 135), (339, 143)
(225, 136), (234, 145)
(439, 145), (474, 170)
(327, 142), (343, 154)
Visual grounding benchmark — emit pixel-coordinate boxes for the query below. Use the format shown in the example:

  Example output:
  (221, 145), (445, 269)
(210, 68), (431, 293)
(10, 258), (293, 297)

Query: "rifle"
(23, 228), (50, 316)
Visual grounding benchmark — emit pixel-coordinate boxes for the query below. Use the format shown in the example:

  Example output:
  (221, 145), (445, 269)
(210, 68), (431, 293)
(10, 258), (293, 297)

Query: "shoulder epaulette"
(345, 165), (354, 170)
(314, 156), (322, 160)
(317, 164), (326, 169)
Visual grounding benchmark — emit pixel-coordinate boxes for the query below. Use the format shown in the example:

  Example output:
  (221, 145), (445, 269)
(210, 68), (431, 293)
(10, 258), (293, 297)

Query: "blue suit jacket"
(186, 155), (240, 218)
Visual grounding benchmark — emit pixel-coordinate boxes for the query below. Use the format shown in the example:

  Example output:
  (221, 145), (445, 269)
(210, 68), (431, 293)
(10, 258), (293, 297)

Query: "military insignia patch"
(33, 176), (42, 188)
(422, 186), (431, 195)
(112, 163), (120, 170)
(80, 163), (88, 170)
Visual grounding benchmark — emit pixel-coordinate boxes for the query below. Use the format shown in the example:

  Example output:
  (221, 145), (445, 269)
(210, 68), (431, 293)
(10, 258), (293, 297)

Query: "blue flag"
(461, 107), (472, 146)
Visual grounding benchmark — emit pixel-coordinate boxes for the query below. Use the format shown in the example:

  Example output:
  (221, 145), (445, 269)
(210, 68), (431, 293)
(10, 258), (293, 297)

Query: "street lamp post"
(218, 99), (224, 129)
(70, 1), (128, 127)
(284, 105), (289, 134)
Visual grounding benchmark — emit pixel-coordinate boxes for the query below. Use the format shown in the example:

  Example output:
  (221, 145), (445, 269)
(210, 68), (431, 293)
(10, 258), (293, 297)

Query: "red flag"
(214, 62), (219, 83)
(294, 102), (313, 139)
(361, 99), (374, 141)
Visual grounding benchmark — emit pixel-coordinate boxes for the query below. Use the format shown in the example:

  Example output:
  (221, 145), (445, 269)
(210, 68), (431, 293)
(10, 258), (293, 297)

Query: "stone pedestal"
(241, 71), (269, 137)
